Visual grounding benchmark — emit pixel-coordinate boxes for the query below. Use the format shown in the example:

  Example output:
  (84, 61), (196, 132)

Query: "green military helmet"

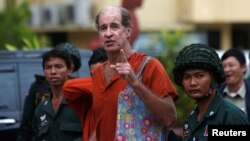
(172, 43), (225, 87)
(55, 42), (81, 72)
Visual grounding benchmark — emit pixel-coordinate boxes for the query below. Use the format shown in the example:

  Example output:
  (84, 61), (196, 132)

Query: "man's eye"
(45, 66), (51, 70)
(198, 74), (204, 78)
(183, 76), (190, 80)
(112, 26), (118, 30)
(111, 25), (119, 30)
(100, 26), (107, 32)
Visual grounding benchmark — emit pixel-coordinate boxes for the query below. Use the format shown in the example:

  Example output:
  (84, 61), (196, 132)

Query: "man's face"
(182, 68), (212, 100)
(98, 7), (131, 52)
(222, 56), (246, 86)
(44, 57), (72, 87)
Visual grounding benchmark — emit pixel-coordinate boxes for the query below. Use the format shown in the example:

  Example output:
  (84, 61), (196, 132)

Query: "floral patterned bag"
(115, 56), (167, 141)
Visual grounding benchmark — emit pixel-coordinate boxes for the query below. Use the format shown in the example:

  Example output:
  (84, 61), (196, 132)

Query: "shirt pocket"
(38, 124), (49, 137)
(59, 123), (82, 133)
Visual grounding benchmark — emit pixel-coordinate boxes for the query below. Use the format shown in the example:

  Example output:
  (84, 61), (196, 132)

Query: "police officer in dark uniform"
(32, 48), (82, 141)
(17, 43), (82, 141)
(169, 43), (249, 141)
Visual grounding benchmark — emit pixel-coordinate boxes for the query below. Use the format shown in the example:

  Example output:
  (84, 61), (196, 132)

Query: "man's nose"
(105, 27), (113, 37)
(190, 77), (198, 85)
(50, 67), (57, 74)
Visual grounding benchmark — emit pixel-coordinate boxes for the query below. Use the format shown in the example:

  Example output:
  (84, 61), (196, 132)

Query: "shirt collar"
(187, 92), (222, 120)
(223, 83), (246, 98)
(203, 92), (223, 118)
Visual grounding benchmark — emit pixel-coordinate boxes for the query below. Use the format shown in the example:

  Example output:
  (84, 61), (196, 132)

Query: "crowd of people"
(16, 4), (250, 141)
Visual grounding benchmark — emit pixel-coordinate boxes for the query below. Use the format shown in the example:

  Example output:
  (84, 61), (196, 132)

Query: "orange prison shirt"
(63, 77), (94, 141)
(92, 52), (178, 141)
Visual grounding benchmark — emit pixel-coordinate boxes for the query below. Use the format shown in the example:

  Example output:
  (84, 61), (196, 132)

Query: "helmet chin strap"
(195, 80), (216, 102)
(204, 88), (213, 97)
(195, 88), (213, 102)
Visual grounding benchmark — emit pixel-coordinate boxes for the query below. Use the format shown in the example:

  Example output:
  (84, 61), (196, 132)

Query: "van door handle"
(0, 118), (16, 125)
(0, 105), (8, 110)
(0, 67), (15, 72)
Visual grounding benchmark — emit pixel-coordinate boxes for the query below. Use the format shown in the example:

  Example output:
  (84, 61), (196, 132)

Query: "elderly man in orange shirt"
(64, 6), (178, 141)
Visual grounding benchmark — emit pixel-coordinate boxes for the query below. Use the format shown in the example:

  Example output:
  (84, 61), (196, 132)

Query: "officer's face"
(182, 68), (212, 100)
(44, 57), (72, 87)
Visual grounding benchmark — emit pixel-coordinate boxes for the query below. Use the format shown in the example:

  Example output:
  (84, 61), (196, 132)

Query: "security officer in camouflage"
(32, 48), (81, 141)
(17, 43), (82, 141)
(169, 43), (249, 141)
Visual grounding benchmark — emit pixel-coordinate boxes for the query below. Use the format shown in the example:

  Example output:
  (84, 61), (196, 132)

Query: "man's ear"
(68, 64), (74, 76)
(126, 27), (132, 40)
(242, 64), (247, 74)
